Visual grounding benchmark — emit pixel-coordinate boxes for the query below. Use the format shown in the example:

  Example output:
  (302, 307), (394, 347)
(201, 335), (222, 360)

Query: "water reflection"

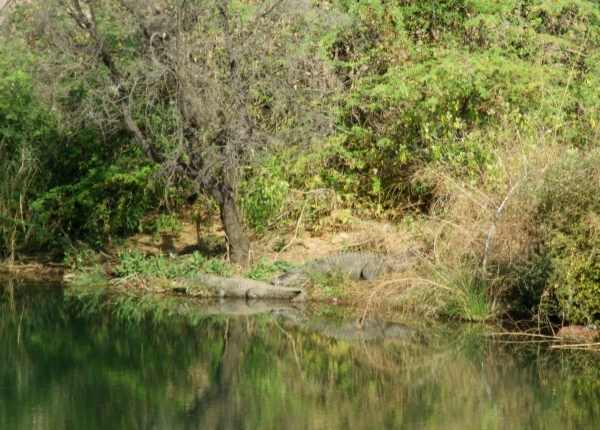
(1, 279), (600, 430)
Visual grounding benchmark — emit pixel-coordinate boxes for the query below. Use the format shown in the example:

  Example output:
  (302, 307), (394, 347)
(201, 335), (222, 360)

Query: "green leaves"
(240, 155), (291, 233)
(320, 0), (600, 217)
(509, 151), (600, 323)
(30, 160), (162, 247)
(113, 250), (231, 279)
(0, 40), (64, 256)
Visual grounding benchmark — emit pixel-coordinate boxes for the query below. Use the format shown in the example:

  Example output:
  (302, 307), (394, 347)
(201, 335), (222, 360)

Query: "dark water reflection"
(2, 279), (600, 430)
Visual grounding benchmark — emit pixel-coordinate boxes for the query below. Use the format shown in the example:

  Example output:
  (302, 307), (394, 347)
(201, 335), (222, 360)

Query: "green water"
(2, 280), (600, 430)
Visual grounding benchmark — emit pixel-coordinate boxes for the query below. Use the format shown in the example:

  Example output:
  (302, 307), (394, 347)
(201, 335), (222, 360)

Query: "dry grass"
(0, 261), (64, 282)
(408, 127), (567, 273)
(352, 129), (575, 321)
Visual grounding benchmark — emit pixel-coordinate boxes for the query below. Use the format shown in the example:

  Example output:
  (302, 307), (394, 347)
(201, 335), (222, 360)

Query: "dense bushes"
(506, 151), (600, 324)
(322, 0), (600, 214)
(0, 40), (170, 258)
(0, 42), (62, 258)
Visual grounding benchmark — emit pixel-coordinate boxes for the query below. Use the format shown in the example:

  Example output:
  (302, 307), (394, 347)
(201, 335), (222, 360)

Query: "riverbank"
(3, 216), (504, 323)
(3, 0), (600, 331)
(6, 216), (600, 351)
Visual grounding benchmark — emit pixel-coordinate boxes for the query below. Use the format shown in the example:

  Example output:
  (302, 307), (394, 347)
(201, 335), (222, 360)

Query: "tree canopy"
(26, 0), (343, 263)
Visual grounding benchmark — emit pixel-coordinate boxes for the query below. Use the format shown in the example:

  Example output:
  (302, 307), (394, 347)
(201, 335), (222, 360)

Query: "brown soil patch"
(124, 216), (419, 266)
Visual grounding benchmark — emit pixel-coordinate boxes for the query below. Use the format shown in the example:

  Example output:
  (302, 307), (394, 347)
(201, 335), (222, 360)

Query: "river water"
(2, 279), (600, 430)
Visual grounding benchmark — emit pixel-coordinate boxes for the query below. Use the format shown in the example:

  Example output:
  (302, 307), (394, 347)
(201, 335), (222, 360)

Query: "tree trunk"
(184, 317), (248, 430)
(205, 179), (250, 265)
(219, 195), (250, 266)
(53, 0), (254, 265)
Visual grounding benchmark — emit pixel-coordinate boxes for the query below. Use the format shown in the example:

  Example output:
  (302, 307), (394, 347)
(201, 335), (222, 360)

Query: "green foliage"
(31, 161), (163, 248)
(437, 270), (496, 322)
(549, 249), (600, 324)
(145, 214), (183, 242)
(0, 39), (63, 257)
(240, 156), (291, 233)
(509, 151), (600, 324)
(325, 0), (600, 215)
(246, 256), (294, 282)
(20, 0), (344, 264)
(400, 263), (498, 321)
(63, 245), (98, 270)
(0, 33), (180, 258)
(308, 269), (352, 298)
(505, 251), (552, 316)
(113, 251), (231, 279)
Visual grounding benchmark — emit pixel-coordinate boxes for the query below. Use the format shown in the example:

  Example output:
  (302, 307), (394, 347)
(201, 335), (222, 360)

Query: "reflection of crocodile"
(305, 318), (419, 342)
(181, 298), (308, 317)
(177, 295), (421, 344)
(180, 299), (418, 343)
(275, 313), (421, 343)
(187, 273), (309, 301)
(271, 251), (416, 288)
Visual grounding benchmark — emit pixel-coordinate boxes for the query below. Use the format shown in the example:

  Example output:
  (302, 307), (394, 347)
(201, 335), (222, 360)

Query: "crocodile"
(271, 251), (416, 288)
(186, 273), (309, 301)
(555, 325), (598, 341)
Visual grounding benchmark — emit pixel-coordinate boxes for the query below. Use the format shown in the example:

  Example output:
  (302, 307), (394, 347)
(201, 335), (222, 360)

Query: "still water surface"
(2, 279), (600, 430)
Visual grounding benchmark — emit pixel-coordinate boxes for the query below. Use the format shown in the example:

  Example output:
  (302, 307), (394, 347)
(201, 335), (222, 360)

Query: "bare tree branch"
(0, 0), (12, 15)
(34, 0), (344, 262)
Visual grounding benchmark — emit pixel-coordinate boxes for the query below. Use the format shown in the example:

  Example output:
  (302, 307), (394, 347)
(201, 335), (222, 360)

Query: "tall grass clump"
(437, 269), (498, 322)
(399, 262), (499, 321)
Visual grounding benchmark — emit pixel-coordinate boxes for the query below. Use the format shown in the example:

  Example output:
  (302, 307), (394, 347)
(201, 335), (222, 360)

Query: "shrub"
(113, 251), (231, 279)
(327, 0), (600, 215)
(0, 40), (63, 258)
(506, 151), (600, 323)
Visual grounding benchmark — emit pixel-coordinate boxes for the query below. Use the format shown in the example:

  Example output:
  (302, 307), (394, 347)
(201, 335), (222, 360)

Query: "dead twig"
(275, 197), (308, 258)
(482, 174), (527, 271)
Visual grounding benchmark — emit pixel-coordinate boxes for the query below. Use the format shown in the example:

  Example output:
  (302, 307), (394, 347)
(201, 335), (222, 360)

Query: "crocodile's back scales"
(271, 252), (415, 288)
(190, 273), (308, 301)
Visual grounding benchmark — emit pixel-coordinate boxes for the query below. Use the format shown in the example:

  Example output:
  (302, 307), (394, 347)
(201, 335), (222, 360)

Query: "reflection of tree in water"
(181, 301), (432, 429)
(185, 317), (248, 430)
(178, 301), (428, 430)
(0, 283), (229, 430)
(3, 284), (600, 430)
